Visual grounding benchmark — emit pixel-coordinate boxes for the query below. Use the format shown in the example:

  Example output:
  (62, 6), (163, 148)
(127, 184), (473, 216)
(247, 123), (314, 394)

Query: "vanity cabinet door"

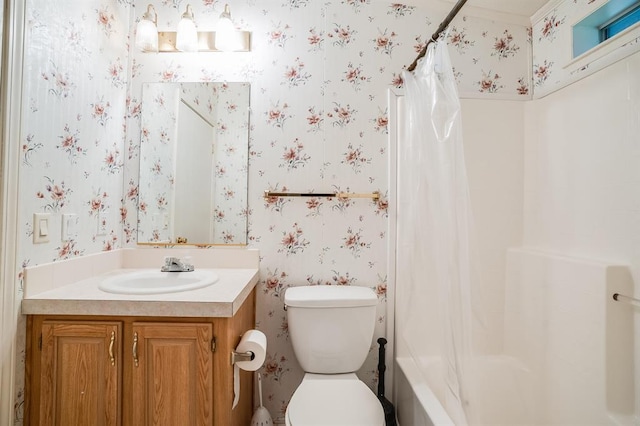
(130, 322), (214, 426)
(39, 320), (121, 426)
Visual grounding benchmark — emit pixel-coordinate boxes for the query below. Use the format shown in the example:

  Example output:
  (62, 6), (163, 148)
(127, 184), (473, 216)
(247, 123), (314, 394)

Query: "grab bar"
(612, 293), (640, 306)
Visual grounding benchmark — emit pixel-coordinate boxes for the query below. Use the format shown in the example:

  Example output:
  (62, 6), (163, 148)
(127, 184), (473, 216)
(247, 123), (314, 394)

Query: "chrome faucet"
(161, 256), (194, 272)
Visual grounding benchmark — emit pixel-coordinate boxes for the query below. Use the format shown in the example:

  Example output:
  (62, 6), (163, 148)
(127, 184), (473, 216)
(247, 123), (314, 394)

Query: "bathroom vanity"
(21, 249), (259, 426)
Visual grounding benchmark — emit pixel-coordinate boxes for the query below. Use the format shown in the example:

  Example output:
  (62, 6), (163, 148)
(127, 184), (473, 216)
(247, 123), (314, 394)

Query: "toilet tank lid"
(284, 285), (378, 308)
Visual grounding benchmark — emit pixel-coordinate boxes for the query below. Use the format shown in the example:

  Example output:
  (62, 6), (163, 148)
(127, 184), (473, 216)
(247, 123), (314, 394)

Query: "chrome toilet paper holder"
(231, 350), (255, 364)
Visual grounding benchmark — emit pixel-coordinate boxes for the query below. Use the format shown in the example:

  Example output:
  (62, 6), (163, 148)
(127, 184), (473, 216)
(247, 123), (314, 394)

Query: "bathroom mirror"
(137, 82), (250, 245)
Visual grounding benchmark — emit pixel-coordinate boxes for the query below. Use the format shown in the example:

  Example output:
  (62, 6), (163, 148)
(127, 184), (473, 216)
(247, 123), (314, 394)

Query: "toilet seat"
(285, 374), (385, 426)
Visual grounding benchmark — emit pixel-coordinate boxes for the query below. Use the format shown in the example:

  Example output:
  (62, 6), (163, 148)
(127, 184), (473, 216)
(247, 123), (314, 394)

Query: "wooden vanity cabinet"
(37, 321), (122, 426)
(25, 289), (255, 426)
(129, 322), (213, 425)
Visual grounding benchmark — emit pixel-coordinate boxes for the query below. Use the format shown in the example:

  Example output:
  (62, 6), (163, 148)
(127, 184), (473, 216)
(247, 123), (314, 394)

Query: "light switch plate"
(61, 213), (78, 241)
(33, 213), (51, 244)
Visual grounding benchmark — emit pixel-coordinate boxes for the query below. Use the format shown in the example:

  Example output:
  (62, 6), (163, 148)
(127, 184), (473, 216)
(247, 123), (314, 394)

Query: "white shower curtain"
(398, 39), (482, 425)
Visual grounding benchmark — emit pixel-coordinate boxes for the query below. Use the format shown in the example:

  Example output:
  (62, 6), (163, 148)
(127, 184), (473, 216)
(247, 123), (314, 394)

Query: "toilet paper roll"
(232, 330), (267, 409)
(233, 365), (241, 409)
(235, 329), (267, 371)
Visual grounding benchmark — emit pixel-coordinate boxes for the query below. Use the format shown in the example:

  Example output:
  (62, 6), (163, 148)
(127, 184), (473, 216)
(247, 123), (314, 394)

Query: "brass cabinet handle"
(109, 331), (116, 366)
(133, 332), (139, 367)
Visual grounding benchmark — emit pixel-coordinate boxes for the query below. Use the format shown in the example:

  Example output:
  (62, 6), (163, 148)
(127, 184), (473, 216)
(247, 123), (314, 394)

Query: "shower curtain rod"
(406, 0), (469, 72)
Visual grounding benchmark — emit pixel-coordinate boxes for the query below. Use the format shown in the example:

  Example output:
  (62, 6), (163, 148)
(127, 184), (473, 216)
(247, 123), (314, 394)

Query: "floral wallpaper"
(20, 0), (129, 257)
(138, 82), (179, 243)
(532, 0), (640, 97)
(447, 17), (531, 96)
(137, 81), (249, 244)
(12, 0), (534, 423)
(209, 82), (250, 244)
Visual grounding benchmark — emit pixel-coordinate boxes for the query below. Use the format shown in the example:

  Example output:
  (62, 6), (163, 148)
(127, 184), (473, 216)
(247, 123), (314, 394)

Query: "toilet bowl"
(285, 373), (385, 426)
(284, 285), (386, 426)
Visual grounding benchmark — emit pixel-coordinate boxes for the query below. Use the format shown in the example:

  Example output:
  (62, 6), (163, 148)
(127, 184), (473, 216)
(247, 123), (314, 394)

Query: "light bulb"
(135, 4), (158, 52)
(215, 4), (243, 52)
(176, 4), (198, 52)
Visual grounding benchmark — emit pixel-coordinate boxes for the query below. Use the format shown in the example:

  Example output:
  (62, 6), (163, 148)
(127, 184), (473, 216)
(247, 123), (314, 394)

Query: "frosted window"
(573, 0), (640, 57)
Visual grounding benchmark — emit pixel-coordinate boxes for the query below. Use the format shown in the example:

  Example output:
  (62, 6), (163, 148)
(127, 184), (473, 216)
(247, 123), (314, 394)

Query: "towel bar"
(612, 292), (640, 305)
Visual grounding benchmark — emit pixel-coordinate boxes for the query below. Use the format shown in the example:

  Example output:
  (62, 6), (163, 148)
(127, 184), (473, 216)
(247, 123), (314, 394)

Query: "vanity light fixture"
(176, 4), (198, 52)
(136, 3), (251, 53)
(214, 4), (244, 52)
(135, 4), (158, 52)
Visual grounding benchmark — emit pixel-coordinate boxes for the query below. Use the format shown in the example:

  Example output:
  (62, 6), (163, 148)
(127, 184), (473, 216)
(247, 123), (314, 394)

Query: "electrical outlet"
(33, 213), (51, 244)
(97, 210), (109, 236)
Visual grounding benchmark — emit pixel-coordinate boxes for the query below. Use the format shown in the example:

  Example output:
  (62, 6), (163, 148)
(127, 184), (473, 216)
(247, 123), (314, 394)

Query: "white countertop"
(22, 268), (259, 318)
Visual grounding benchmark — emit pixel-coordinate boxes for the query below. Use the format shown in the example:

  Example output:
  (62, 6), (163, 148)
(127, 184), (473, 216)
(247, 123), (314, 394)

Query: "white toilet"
(284, 285), (385, 426)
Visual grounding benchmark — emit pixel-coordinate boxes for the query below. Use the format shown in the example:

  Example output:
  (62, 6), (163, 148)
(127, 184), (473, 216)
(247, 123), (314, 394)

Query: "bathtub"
(395, 356), (453, 426)
(395, 354), (535, 426)
(393, 249), (638, 425)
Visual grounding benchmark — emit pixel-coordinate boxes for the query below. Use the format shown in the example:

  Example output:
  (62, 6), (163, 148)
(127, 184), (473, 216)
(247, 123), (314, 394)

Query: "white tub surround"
(21, 248), (259, 317)
(505, 248), (635, 424)
(394, 248), (635, 425)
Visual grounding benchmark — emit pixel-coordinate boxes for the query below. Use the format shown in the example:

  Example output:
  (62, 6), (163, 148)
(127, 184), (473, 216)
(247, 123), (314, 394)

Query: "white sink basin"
(98, 269), (219, 295)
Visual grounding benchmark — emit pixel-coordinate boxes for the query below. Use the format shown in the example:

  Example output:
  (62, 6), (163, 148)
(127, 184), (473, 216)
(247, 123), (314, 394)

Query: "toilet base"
(285, 373), (385, 426)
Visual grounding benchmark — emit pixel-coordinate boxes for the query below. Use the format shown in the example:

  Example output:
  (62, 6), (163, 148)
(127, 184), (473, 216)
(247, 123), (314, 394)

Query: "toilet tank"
(284, 285), (378, 374)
